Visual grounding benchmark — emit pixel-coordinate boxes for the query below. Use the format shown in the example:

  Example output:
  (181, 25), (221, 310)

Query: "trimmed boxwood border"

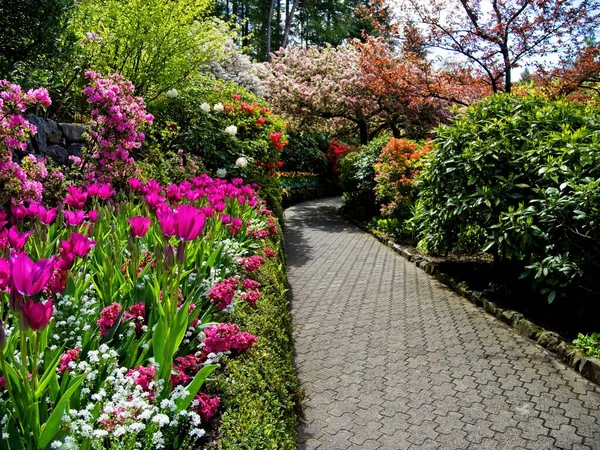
(215, 229), (302, 450)
(347, 217), (600, 388)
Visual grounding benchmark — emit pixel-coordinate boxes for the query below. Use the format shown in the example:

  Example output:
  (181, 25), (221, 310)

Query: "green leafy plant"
(416, 94), (600, 301)
(573, 333), (600, 359)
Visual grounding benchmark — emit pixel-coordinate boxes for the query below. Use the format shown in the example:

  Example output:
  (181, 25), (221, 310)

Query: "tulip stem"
(31, 332), (39, 392)
(20, 330), (28, 385)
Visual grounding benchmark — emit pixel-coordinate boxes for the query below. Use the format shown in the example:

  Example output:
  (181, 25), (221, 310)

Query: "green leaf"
(174, 365), (217, 413)
(39, 373), (89, 448)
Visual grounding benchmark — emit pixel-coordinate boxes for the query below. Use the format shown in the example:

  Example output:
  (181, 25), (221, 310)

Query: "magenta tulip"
(157, 208), (176, 237)
(144, 193), (165, 209)
(128, 178), (143, 191)
(65, 233), (96, 257)
(0, 258), (9, 291)
(88, 210), (99, 223)
(22, 299), (53, 331)
(10, 252), (55, 296)
(64, 186), (88, 210)
(7, 226), (32, 250)
(175, 204), (205, 241)
(64, 210), (86, 227)
(128, 216), (152, 238)
(38, 206), (58, 225)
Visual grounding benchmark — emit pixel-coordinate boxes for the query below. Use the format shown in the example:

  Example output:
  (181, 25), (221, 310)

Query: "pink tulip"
(22, 299), (53, 331)
(63, 233), (96, 258)
(38, 206), (58, 225)
(10, 252), (55, 296)
(128, 216), (152, 238)
(128, 178), (143, 191)
(10, 204), (30, 223)
(7, 226), (32, 250)
(88, 210), (99, 223)
(87, 183), (115, 200)
(144, 193), (165, 209)
(56, 252), (75, 271)
(64, 210), (86, 227)
(175, 205), (205, 241)
(166, 184), (182, 203)
(157, 207), (177, 237)
(0, 258), (9, 291)
(64, 186), (88, 210)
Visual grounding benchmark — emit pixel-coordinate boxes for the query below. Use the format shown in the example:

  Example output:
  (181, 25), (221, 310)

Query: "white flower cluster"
(64, 363), (206, 449)
(52, 278), (99, 349)
(201, 40), (263, 95)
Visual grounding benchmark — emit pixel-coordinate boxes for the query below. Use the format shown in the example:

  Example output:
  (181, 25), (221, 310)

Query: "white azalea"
(200, 102), (210, 113)
(165, 88), (179, 98)
(216, 168), (227, 178)
(213, 103), (224, 112)
(225, 125), (238, 136)
(235, 157), (248, 169)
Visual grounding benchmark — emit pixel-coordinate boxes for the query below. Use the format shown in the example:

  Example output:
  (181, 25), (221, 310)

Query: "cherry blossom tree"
(261, 45), (380, 144)
(404, 0), (600, 93)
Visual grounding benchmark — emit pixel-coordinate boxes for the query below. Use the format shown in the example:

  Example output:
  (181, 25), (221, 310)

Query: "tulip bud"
(176, 240), (186, 266)
(155, 242), (164, 262)
(163, 245), (175, 272)
(0, 320), (6, 352)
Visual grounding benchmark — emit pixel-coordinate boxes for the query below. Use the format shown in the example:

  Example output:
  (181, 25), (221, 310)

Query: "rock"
(537, 331), (562, 352)
(59, 123), (87, 143)
(482, 298), (497, 315)
(43, 145), (70, 165)
(42, 118), (62, 144)
(514, 318), (541, 340)
(28, 115), (47, 154)
(67, 143), (85, 157)
(580, 357), (600, 385)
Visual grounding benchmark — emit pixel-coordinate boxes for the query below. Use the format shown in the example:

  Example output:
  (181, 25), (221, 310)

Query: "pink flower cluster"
(202, 323), (258, 355)
(194, 393), (220, 422)
(240, 255), (265, 272)
(97, 302), (122, 337)
(83, 72), (153, 184)
(208, 276), (239, 310)
(126, 364), (156, 393)
(59, 348), (80, 373)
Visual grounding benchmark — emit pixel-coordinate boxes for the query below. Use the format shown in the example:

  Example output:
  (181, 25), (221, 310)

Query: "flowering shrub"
(0, 80), (52, 206)
(78, 72), (154, 187)
(373, 138), (432, 218)
(0, 173), (282, 448)
(147, 74), (288, 215)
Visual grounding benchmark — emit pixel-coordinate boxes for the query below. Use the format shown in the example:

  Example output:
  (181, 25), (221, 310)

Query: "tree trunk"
(390, 123), (401, 138)
(266, 0), (276, 61)
(281, 0), (299, 48)
(358, 120), (368, 145)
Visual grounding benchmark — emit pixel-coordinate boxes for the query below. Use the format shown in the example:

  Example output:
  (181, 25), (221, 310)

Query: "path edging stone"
(347, 217), (600, 388)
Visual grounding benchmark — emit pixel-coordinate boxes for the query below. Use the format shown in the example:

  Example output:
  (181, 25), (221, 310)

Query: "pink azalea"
(10, 252), (54, 296)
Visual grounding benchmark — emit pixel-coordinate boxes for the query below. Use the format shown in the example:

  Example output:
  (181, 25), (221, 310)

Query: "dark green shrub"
(339, 133), (391, 220)
(280, 130), (329, 176)
(417, 94), (600, 301)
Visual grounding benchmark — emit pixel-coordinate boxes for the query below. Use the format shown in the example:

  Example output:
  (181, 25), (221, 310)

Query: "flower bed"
(0, 75), (300, 450)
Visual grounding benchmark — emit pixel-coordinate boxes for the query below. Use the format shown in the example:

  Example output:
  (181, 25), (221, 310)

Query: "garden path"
(284, 197), (600, 450)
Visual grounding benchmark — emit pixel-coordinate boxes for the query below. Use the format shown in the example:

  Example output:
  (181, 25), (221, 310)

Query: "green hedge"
(216, 231), (301, 450)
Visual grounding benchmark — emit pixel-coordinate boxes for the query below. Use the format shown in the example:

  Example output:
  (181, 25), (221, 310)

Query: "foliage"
(0, 174), (280, 448)
(217, 236), (300, 450)
(260, 45), (379, 144)
(338, 133), (391, 220)
(280, 130), (329, 176)
(373, 138), (432, 219)
(72, 0), (233, 98)
(0, 0), (77, 82)
(405, 0), (600, 93)
(416, 94), (600, 301)
(573, 333), (600, 359)
(355, 35), (487, 135)
(147, 75), (288, 213)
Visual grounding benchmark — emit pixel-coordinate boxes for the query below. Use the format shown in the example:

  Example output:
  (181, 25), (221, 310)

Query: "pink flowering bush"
(79, 72), (154, 186)
(0, 80), (51, 206)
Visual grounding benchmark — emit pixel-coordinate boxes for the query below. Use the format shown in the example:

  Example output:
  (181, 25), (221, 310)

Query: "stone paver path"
(285, 197), (600, 450)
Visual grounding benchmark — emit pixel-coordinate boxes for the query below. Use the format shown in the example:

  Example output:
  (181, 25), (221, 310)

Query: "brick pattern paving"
(284, 197), (600, 450)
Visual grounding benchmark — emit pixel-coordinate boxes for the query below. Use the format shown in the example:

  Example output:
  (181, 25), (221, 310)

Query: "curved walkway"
(285, 197), (600, 450)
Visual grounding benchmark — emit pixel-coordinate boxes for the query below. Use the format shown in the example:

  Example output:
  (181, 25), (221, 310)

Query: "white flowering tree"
(201, 41), (263, 95)
(260, 45), (381, 144)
